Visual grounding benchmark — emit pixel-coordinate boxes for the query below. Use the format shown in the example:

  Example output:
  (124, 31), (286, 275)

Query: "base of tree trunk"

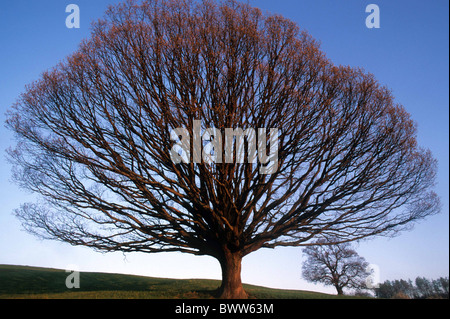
(216, 282), (248, 299)
(217, 250), (248, 299)
(335, 286), (344, 295)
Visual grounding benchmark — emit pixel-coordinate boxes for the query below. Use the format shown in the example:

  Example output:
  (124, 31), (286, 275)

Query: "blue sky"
(0, 0), (448, 294)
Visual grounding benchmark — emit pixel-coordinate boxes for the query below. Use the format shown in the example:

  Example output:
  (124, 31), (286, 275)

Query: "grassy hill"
(0, 264), (345, 299)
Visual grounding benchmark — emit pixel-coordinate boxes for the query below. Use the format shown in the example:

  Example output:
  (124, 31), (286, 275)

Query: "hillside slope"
(0, 264), (340, 299)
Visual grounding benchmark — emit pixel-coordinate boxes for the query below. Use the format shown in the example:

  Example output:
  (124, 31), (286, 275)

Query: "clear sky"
(0, 0), (448, 294)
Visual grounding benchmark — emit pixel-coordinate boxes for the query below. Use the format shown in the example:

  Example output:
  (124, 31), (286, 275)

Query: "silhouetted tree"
(415, 277), (435, 298)
(376, 280), (396, 299)
(302, 240), (370, 295)
(438, 277), (449, 296)
(6, 0), (440, 298)
(393, 279), (415, 298)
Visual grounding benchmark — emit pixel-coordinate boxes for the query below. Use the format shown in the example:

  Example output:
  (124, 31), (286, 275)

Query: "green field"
(0, 264), (350, 299)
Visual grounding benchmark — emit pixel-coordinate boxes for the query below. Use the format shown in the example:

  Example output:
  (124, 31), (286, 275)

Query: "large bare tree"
(6, 0), (439, 298)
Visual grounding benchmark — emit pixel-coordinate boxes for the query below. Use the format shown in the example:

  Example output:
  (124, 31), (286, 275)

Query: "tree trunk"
(217, 249), (248, 299)
(335, 285), (344, 296)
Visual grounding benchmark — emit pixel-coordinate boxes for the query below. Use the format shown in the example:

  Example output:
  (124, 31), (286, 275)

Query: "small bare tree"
(302, 240), (370, 295)
(6, 0), (440, 298)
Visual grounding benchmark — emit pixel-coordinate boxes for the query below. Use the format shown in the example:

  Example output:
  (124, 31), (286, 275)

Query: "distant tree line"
(375, 277), (449, 299)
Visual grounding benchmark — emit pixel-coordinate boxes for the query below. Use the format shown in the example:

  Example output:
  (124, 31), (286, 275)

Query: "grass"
(0, 264), (347, 299)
